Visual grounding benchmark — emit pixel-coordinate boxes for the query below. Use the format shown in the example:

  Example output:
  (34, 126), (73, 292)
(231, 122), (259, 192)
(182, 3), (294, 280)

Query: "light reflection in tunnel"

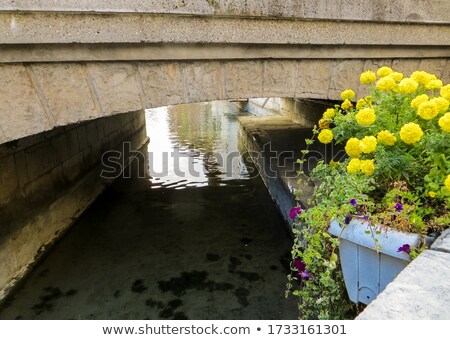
(145, 101), (256, 189)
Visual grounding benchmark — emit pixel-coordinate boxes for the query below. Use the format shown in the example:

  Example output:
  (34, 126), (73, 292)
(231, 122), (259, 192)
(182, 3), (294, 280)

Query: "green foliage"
(287, 67), (450, 320)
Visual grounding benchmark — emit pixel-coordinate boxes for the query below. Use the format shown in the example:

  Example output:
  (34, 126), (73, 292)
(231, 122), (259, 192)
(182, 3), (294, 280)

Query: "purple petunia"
(394, 202), (403, 212)
(349, 198), (358, 207)
(397, 244), (411, 254)
(344, 213), (352, 224)
(300, 269), (313, 279)
(289, 206), (302, 219)
(293, 259), (306, 272)
(293, 259), (312, 280)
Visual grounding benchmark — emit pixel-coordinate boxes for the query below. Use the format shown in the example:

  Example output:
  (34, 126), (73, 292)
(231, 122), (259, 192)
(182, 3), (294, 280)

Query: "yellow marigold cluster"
(417, 101), (438, 120)
(341, 89), (356, 100)
(360, 136), (377, 154)
(431, 97), (449, 113)
(445, 175), (450, 192)
(410, 71), (436, 85)
(341, 99), (353, 110)
(399, 123), (424, 144)
(377, 66), (393, 78)
(377, 130), (397, 146)
(376, 77), (396, 91)
(397, 78), (419, 94)
(360, 159), (375, 176)
(410, 94), (429, 109)
(360, 70), (376, 85)
(426, 79), (443, 90)
(346, 158), (361, 174)
(355, 108), (376, 126)
(318, 117), (331, 129)
(346, 158), (375, 175)
(429, 191), (436, 198)
(318, 129), (334, 144)
(441, 84), (450, 100)
(345, 138), (362, 158)
(389, 72), (404, 83)
(438, 112), (450, 132)
(323, 108), (336, 118)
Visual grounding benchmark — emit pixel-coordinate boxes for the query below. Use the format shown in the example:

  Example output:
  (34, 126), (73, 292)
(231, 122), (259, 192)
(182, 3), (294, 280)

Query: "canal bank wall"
(0, 110), (148, 303)
(248, 98), (330, 128)
(238, 114), (339, 229)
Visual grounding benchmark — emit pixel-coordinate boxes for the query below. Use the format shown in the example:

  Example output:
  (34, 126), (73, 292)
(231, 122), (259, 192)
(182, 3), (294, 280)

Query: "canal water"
(0, 101), (297, 320)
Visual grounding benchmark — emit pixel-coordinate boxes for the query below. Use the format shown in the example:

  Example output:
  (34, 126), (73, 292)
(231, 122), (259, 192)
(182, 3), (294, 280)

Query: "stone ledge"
(3, 43), (450, 64)
(1, 0), (449, 24)
(431, 229), (450, 253)
(356, 250), (450, 320)
(2, 13), (450, 46)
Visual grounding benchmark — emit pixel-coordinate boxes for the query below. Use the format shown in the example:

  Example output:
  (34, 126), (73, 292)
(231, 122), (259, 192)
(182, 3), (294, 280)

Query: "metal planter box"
(328, 219), (420, 305)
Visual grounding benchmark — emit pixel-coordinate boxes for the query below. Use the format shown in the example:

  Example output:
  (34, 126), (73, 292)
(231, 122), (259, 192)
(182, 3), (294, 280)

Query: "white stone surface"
(431, 229), (450, 253)
(357, 250), (450, 320)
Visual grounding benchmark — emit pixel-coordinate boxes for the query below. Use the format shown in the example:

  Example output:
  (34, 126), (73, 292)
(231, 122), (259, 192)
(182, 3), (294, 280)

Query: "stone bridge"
(0, 0), (449, 301)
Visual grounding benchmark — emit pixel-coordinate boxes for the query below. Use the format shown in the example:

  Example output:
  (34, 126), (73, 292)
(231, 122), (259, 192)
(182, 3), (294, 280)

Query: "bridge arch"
(1, 58), (449, 144)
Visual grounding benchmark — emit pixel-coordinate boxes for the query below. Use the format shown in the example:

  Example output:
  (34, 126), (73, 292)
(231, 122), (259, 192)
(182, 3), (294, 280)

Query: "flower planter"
(328, 219), (423, 305)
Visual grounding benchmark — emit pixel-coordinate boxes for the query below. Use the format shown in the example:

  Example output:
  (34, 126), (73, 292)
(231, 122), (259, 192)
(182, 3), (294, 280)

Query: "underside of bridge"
(0, 0), (449, 303)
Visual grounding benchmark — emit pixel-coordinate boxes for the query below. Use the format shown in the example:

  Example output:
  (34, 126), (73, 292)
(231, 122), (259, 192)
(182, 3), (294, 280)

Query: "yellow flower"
(318, 117), (331, 129)
(355, 108), (376, 126)
(397, 78), (419, 94)
(376, 77), (396, 91)
(428, 191), (436, 198)
(410, 94), (429, 109)
(410, 71), (436, 85)
(417, 101), (438, 120)
(323, 108), (336, 118)
(345, 138), (362, 158)
(341, 99), (353, 110)
(341, 89), (356, 100)
(389, 72), (404, 83)
(438, 112), (450, 132)
(356, 98), (366, 110)
(360, 70), (376, 85)
(440, 84), (450, 100)
(360, 159), (375, 176)
(377, 130), (397, 146)
(318, 129), (333, 144)
(329, 160), (339, 168)
(426, 79), (443, 90)
(430, 97), (449, 113)
(377, 66), (393, 78)
(346, 158), (361, 174)
(360, 136), (377, 154)
(445, 175), (450, 192)
(399, 123), (424, 144)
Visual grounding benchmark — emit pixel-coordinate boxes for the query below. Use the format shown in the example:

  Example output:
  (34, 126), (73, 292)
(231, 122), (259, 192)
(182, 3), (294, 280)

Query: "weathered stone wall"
(2, 0), (449, 23)
(0, 110), (147, 302)
(1, 59), (449, 145)
(280, 99), (331, 128)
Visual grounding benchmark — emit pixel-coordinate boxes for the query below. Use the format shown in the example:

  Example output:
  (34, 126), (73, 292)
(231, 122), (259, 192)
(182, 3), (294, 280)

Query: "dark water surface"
(0, 101), (297, 320)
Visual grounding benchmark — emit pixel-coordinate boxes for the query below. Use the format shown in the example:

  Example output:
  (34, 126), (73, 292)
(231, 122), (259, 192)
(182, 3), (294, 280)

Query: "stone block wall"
(0, 110), (147, 302)
(2, 59), (449, 144)
(281, 99), (332, 128)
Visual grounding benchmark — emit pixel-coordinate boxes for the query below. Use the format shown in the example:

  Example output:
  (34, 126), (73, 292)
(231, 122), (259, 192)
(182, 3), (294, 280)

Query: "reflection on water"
(146, 101), (260, 189)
